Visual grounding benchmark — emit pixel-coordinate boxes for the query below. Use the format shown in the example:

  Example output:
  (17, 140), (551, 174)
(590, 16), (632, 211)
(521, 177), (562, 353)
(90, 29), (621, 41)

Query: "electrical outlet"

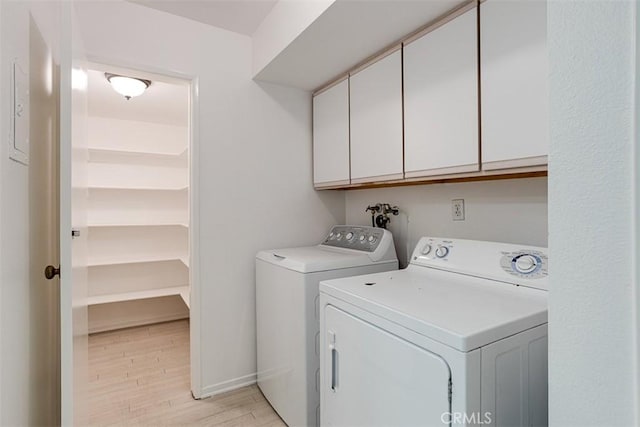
(452, 199), (465, 221)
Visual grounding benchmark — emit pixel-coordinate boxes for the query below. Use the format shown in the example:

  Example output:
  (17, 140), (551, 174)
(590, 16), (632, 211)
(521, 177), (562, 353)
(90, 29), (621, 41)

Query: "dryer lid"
(320, 266), (548, 352)
(256, 246), (393, 273)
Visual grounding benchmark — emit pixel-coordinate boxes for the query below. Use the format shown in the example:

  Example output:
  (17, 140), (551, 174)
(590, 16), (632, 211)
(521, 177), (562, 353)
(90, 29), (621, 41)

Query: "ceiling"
(254, 0), (465, 90)
(128, 0), (278, 35)
(88, 67), (189, 126)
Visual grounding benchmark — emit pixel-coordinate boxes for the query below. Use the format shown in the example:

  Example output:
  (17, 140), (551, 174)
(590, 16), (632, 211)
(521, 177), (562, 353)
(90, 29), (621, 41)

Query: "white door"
(29, 5), (62, 424)
(404, 7), (479, 178)
(321, 305), (451, 427)
(349, 50), (403, 183)
(59, 2), (89, 425)
(480, 0), (548, 170)
(313, 79), (350, 187)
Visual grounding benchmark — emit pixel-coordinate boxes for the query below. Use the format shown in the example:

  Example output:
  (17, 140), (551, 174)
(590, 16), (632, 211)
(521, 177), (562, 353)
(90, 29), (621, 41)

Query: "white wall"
(252, 0), (334, 78)
(548, 1), (639, 425)
(75, 0), (345, 396)
(346, 178), (548, 267)
(0, 0), (61, 425)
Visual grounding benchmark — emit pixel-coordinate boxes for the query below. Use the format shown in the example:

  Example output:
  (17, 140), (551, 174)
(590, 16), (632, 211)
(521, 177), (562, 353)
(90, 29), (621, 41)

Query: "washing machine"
(319, 237), (549, 427)
(256, 225), (398, 427)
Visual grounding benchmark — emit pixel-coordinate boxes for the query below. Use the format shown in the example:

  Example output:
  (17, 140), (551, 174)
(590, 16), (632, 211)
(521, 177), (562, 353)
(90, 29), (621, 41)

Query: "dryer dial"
(435, 246), (449, 258)
(513, 254), (538, 274)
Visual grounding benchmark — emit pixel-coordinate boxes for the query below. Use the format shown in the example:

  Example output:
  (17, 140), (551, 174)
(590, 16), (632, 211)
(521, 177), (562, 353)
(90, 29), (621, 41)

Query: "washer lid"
(256, 246), (391, 273)
(320, 265), (548, 352)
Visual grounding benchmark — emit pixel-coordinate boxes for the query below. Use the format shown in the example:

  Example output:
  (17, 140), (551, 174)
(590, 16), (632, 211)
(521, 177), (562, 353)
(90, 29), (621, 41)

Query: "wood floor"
(88, 320), (285, 426)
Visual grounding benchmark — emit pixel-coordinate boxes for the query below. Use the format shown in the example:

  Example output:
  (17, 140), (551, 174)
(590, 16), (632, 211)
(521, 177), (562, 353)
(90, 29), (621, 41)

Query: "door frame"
(81, 55), (203, 397)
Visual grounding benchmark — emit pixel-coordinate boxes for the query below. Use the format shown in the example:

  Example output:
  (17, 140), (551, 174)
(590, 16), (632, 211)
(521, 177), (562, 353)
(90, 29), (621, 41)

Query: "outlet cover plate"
(452, 199), (465, 221)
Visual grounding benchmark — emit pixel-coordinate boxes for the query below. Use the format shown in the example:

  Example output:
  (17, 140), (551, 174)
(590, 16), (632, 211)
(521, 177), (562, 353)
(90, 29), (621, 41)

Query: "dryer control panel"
(321, 226), (386, 253)
(500, 250), (548, 280)
(410, 237), (548, 291)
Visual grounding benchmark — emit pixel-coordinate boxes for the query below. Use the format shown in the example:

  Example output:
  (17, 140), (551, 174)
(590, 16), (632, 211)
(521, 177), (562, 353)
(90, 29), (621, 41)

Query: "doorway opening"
(84, 63), (193, 423)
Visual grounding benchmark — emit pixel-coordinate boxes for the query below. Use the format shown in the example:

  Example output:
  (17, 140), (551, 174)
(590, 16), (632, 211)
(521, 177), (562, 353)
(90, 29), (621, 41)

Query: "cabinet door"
(349, 50), (403, 183)
(480, 0), (548, 170)
(404, 7), (479, 178)
(313, 79), (350, 187)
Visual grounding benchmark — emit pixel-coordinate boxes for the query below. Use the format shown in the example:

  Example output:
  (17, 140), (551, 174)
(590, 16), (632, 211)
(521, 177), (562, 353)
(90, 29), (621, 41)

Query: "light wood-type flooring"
(88, 320), (285, 426)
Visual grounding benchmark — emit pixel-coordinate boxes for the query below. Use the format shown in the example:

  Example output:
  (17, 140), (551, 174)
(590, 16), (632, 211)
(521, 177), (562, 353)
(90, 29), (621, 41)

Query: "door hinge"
(448, 377), (452, 404)
(71, 229), (80, 239)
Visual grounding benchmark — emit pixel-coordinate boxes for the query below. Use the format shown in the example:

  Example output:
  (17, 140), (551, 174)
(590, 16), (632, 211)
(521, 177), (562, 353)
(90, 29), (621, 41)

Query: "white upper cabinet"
(404, 7), (479, 178)
(313, 79), (350, 187)
(480, 0), (549, 170)
(349, 50), (404, 183)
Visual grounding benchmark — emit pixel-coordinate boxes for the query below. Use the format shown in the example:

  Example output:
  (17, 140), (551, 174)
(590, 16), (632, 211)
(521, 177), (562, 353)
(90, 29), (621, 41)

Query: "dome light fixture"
(105, 72), (151, 100)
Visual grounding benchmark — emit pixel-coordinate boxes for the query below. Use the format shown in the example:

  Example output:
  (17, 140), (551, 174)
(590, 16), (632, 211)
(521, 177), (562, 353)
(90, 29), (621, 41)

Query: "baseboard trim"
(197, 373), (257, 399)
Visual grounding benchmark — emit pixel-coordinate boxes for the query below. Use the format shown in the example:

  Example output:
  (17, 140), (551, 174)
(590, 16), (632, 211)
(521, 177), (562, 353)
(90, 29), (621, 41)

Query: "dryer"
(256, 225), (398, 427)
(319, 237), (548, 427)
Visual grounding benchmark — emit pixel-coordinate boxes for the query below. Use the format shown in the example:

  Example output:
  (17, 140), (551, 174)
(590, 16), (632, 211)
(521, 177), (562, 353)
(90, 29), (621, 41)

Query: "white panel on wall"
(404, 7), (478, 177)
(350, 50), (403, 182)
(345, 178), (548, 268)
(313, 78), (350, 186)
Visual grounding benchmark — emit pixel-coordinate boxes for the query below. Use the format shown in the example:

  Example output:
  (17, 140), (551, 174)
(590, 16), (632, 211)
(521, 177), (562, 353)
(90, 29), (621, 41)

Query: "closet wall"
(86, 70), (190, 333)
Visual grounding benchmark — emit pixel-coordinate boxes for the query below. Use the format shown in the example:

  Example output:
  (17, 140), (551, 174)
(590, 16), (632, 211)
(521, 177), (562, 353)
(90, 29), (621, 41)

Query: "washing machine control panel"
(322, 226), (385, 252)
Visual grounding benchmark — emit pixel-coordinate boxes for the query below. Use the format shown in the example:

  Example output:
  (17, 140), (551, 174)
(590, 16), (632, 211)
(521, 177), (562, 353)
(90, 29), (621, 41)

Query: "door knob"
(44, 265), (60, 280)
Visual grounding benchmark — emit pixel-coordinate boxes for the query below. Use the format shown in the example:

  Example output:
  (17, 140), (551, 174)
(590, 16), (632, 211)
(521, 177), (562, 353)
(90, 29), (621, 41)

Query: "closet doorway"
(84, 63), (197, 421)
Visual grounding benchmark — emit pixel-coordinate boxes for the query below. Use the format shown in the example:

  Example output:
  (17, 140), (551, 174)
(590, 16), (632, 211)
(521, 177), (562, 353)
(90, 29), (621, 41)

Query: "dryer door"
(322, 305), (452, 427)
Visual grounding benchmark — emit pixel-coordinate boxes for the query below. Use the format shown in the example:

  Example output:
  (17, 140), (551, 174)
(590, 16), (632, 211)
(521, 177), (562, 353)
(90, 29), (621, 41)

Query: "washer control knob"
(336, 233), (342, 240)
(359, 235), (366, 242)
(346, 232), (354, 241)
(435, 246), (449, 258)
(421, 244), (432, 255)
(515, 255), (537, 273)
(368, 235), (377, 244)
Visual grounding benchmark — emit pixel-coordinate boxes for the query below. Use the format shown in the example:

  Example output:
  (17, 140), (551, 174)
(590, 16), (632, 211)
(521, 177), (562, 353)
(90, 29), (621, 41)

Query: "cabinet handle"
(330, 346), (339, 392)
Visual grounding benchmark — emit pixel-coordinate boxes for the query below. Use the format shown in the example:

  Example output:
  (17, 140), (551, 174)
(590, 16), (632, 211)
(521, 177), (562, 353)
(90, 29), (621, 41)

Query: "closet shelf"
(88, 222), (188, 228)
(89, 147), (187, 164)
(88, 285), (190, 307)
(89, 185), (188, 191)
(88, 253), (189, 267)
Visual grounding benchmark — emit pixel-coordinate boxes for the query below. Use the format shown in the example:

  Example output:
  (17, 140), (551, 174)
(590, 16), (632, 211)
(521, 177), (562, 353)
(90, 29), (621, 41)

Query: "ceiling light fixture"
(105, 73), (151, 100)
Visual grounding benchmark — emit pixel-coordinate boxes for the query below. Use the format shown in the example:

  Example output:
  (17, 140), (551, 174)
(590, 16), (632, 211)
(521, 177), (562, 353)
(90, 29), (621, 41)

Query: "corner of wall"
(251, 0), (335, 79)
